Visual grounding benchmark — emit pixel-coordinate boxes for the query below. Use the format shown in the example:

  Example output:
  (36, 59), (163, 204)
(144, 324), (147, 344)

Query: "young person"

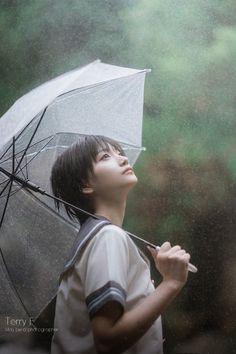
(50, 135), (191, 354)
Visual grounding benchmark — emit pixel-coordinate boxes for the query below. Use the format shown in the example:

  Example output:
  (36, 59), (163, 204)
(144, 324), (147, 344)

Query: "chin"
(126, 175), (138, 188)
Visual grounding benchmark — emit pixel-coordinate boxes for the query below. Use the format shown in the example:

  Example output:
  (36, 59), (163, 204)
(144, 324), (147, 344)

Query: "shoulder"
(96, 224), (127, 239)
(76, 224), (131, 278)
(92, 224), (129, 249)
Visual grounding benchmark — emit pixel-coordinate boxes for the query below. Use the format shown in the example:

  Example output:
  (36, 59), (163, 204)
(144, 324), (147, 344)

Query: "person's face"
(84, 144), (138, 199)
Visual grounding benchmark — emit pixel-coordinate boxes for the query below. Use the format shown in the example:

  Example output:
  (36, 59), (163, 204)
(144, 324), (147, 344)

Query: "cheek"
(99, 170), (117, 183)
(95, 168), (120, 189)
(93, 166), (113, 183)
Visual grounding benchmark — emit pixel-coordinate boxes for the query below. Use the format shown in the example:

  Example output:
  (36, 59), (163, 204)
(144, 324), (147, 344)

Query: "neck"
(94, 198), (127, 227)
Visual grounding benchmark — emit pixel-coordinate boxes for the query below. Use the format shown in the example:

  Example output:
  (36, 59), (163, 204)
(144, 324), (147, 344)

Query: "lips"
(122, 166), (133, 174)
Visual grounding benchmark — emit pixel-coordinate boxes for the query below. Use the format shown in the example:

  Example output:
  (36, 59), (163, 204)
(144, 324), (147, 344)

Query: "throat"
(94, 201), (126, 227)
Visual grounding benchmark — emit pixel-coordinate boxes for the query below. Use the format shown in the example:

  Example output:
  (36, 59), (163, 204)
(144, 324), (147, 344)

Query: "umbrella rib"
(0, 128), (49, 227)
(0, 185), (24, 200)
(12, 136), (16, 176)
(0, 136), (54, 194)
(0, 108), (47, 171)
(0, 166), (78, 229)
(0, 139), (25, 193)
(0, 133), (142, 167)
(14, 135), (55, 179)
(12, 135), (28, 187)
(0, 137), (38, 318)
(0, 114), (42, 162)
(0, 178), (9, 187)
(0, 136), (16, 227)
(22, 186), (79, 230)
(0, 178), (11, 196)
(57, 69), (149, 101)
(0, 179), (13, 228)
(7, 135), (54, 184)
(15, 155), (28, 180)
(14, 107), (47, 175)
(0, 247), (32, 319)
(0, 135), (55, 166)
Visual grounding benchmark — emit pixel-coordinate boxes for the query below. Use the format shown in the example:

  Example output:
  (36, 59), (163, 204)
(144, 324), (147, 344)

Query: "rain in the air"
(0, 1), (236, 354)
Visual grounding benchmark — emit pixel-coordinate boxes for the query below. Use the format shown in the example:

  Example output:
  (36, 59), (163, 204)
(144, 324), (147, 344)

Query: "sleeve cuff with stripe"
(85, 280), (126, 318)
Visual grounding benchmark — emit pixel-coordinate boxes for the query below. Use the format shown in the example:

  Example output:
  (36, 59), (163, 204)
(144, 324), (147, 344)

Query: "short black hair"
(50, 135), (125, 224)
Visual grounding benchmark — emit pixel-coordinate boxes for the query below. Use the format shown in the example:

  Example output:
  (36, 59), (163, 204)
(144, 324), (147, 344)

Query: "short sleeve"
(77, 225), (129, 318)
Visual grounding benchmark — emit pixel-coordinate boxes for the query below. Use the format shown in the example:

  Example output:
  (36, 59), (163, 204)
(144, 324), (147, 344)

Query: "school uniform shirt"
(51, 224), (163, 354)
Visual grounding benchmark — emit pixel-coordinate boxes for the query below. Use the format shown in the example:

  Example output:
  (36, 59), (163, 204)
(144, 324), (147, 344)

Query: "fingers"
(147, 241), (192, 285)
(147, 246), (157, 259)
(170, 249), (189, 258)
(182, 252), (191, 263)
(160, 243), (190, 258)
(148, 242), (191, 263)
(159, 241), (171, 252)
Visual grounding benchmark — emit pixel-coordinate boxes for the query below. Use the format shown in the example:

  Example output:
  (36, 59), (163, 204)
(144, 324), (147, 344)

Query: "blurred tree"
(122, 2), (236, 352)
(1, 1), (236, 352)
(124, 0), (236, 165)
(0, 0), (129, 116)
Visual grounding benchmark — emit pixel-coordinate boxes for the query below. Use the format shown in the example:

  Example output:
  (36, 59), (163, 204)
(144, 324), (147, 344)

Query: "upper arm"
(78, 225), (129, 318)
(91, 300), (123, 349)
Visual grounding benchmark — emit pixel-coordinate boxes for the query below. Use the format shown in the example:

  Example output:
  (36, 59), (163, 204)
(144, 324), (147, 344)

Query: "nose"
(118, 154), (129, 166)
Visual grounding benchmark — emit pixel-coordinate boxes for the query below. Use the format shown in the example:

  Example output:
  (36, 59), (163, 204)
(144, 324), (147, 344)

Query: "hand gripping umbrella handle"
(155, 246), (198, 273)
(126, 230), (198, 274)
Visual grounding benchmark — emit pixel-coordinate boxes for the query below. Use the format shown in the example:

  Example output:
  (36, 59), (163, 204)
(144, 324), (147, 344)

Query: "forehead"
(97, 143), (119, 153)
(96, 139), (122, 153)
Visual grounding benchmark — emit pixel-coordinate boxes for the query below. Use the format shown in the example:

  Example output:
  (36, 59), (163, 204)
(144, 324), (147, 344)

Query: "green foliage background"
(1, 1), (236, 352)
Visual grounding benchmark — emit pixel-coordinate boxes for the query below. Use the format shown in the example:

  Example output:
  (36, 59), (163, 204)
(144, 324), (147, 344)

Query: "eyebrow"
(96, 145), (122, 158)
(97, 148), (110, 155)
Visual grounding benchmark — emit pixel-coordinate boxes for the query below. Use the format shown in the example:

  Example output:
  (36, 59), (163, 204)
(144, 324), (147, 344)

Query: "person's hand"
(147, 242), (190, 289)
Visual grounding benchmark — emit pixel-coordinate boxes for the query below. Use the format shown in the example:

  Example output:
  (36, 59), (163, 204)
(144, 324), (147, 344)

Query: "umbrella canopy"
(0, 60), (150, 332)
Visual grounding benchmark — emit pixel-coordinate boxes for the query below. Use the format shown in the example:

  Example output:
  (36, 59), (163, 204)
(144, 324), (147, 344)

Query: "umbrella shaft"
(0, 166), (197, 273)
(0, 166), (45, 194)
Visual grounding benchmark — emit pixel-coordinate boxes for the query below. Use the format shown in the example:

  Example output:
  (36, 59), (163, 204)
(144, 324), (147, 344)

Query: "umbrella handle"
(155, 246), (198, 273)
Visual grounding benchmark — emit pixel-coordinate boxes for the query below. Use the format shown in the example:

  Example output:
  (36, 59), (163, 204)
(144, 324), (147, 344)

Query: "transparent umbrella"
(0, 60), (150, 333)
(0, 60), (197, 335)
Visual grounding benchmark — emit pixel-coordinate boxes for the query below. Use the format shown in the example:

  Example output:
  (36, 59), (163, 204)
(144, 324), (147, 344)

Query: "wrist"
(161, 278), (185, 294)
